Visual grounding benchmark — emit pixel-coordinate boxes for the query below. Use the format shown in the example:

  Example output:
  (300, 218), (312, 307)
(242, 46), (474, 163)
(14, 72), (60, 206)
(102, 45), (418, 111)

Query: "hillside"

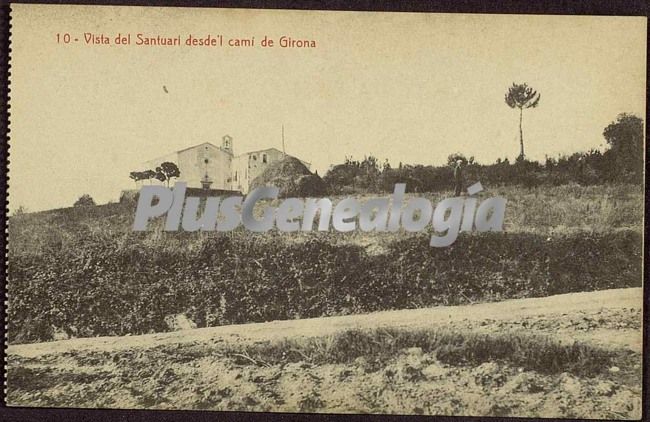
(7, 184), (644, 344)
(6, 184), (644, 418)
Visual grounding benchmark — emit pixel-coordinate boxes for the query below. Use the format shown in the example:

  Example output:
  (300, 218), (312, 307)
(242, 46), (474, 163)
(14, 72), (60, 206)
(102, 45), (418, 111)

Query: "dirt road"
(7, 288), (643, 418)
(9, 287), (642, 358)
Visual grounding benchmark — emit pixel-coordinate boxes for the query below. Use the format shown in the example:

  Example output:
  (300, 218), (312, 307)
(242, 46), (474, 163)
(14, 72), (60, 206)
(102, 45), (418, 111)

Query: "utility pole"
(282, 124), (286, 157)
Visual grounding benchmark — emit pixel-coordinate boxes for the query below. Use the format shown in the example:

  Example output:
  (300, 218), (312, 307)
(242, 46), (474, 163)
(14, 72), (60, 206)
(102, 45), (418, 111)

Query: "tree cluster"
(130, 161), (181, 187)
(323, 113), (644, 194)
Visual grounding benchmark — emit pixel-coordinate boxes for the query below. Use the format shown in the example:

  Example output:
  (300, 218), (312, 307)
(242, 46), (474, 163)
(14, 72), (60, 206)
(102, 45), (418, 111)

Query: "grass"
(6, 324), (641, 417)
(8, 325), (634, 405)
(340, 183), (643, 234)
(36, 326), (633, 380)
(8, 183), (643, 257)
(220, 327), (629, 378)
(7, 183), (643, 344)
(248, 184), (643, 254)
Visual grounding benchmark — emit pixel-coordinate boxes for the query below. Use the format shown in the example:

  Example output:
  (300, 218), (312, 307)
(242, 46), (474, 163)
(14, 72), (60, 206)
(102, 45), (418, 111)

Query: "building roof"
(176, 142), (225, 154)
(235, 147), (283, 157)
(142, 142), (227, 167)
(145, 144), (310, 167)
(235, 147), (311, 166)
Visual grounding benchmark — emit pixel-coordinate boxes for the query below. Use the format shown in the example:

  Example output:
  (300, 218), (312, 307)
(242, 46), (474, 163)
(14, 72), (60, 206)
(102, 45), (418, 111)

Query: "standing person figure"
(453, 159), (464, 196)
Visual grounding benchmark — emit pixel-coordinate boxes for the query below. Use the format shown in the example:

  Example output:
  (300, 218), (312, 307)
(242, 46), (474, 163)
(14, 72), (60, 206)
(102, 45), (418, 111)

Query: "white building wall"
(232, 154), (250, 193)
(140, 143), (232, 189)
(177, 143), (232, 190)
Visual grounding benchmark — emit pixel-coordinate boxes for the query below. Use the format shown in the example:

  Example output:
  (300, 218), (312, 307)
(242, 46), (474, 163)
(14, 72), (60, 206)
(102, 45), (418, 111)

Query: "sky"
(9, 5), (647, 212)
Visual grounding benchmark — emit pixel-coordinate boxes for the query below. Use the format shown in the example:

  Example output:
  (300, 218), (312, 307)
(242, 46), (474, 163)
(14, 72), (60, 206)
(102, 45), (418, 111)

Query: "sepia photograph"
(4, 4), (646, 419)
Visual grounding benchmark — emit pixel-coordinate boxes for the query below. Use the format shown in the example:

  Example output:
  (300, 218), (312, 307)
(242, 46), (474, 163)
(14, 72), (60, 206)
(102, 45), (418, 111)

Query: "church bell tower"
(222, 135), (233, 155)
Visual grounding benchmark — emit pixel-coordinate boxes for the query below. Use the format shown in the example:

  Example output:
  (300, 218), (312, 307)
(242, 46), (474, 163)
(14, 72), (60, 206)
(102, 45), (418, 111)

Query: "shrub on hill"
(74, 194), (96, 207)
(7, 228), (642, 344)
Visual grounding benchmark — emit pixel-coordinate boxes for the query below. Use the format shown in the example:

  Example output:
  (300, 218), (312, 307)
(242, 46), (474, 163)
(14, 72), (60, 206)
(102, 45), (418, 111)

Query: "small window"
(252, 154), (257, 161)
(262, 154), (267, 163)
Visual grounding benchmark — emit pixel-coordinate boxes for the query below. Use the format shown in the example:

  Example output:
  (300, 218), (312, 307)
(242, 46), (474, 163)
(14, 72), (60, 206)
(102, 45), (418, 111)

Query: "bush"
(323, 133), (644, 195)
(74, 194), (96, 207)
(7, 227), (642, 344)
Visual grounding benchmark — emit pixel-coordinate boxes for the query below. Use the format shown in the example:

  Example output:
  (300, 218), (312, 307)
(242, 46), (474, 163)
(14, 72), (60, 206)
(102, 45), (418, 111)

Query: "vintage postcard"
(5, 4), (646, 418)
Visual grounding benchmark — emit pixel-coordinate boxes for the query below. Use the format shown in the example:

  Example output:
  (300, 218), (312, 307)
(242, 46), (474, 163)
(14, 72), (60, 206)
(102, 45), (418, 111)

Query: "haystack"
(250, 156), (328, 197)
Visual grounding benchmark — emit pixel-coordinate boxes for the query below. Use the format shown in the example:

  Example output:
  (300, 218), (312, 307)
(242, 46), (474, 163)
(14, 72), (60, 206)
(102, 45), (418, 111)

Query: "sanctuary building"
(140, 135), (310, 193)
